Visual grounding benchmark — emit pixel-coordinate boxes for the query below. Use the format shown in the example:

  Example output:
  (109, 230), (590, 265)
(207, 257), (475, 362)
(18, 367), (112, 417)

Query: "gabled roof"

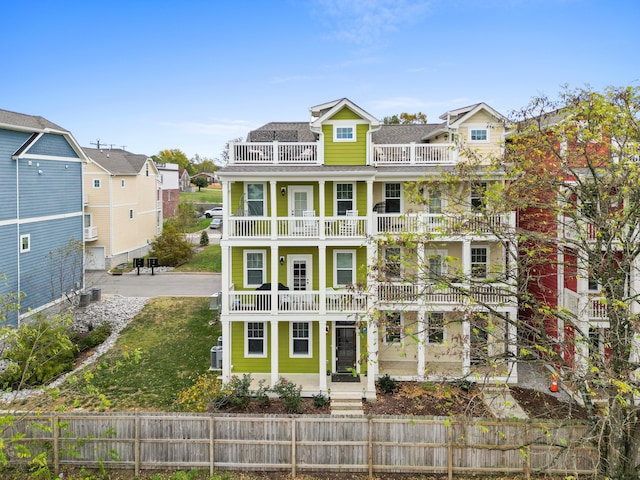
(438, 102), (508, 127)
(373, 124), (444, 144)
(310, 98), (380, 128)
(0, 108), (68, 132)
(83, 147), (150, 175)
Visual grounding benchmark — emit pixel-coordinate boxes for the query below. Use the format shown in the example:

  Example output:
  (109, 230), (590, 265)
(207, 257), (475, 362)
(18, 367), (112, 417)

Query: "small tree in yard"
(148, 221), (193, 266)
(199, 230), (209, 247)
(192, 176), (208, 191)
(378, 85), (640, 479)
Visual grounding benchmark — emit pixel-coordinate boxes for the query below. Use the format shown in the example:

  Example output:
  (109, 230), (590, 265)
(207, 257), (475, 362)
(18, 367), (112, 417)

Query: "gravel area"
(0, 295), (147, 404)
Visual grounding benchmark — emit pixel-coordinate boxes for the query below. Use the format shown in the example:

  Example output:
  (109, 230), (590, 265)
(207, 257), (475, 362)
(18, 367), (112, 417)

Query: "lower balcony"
(226, 288), (366, 314)
(564, 288), (610, 321)
(84, 226), (98, 241)
(377, 282), (515, 307)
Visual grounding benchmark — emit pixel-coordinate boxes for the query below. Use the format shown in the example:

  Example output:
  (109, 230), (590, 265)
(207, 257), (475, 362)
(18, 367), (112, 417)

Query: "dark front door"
(335, 326), (356, 373)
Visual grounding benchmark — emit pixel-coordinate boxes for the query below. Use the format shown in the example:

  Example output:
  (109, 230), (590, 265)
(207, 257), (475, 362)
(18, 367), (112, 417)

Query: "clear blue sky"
(2, 0), (637, 162)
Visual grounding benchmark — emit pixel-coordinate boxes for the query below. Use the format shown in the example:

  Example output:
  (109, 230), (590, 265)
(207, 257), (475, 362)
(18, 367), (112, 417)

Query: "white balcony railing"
(227, 289), (366, 314)
(229, 141), (458, 165)
(84, 226), (98, 241)
(563, 288), (610, 321)
(377, 283), (513, 306)
(227, 216), (367, 239)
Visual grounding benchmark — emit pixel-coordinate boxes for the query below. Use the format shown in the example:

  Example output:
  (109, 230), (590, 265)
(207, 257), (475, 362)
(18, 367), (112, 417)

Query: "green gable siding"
(231, 322), (270, 372)
(278, 321), (320, 373)
(322, 123), (369, 166)
(330, 106), (361, 120)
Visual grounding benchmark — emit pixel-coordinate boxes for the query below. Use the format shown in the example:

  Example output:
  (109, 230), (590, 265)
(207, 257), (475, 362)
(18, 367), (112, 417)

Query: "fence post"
(134, 414), (140, 477)
(209, 416), (215, 477)
(525, 423), (531, 480)
(52, 415), (59, 475)
(368, 416), (373, 479)
(448, 422), (453, 480)
(291, 418), (296, 478)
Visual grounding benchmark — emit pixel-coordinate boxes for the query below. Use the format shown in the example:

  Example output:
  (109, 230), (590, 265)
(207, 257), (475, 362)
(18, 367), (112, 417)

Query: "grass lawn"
(181, 188), (222, 204)
(41, 297), (220, 412)
(176, 244), (221, 272)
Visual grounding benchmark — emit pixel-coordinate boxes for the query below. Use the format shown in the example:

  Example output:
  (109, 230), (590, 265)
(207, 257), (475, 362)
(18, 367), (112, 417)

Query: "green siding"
(322, 123), (369, 166)
(326, 246), (367, 288)
(230, 182), (271, 216)
(231, 322), (270, 373)
(231, 247), (272, 288)
(330, 106), (361, 120)
(278, 321), (320, 373)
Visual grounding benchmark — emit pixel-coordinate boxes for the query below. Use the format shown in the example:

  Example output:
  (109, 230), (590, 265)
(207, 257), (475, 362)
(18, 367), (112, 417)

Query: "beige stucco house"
(83, 147), (162, 270)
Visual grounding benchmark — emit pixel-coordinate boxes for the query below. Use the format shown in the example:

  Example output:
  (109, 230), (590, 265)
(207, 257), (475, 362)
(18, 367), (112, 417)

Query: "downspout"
(15, 155), (21, 326)
(366, 122), (382, 166)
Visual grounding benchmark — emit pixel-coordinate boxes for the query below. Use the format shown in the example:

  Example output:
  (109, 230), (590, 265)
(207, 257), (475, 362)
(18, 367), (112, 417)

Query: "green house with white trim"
(217, 98), (518, 399)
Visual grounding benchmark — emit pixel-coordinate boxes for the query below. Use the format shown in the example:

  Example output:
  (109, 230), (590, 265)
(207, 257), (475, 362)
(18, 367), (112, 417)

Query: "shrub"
(0, 314), (76, 389)
(377, 374), (398, 394)
(255, 379), (270, 408)
(312, 392), (329, 409)
(272, 377), (302, 413)
(148, 221), (193, 266)
(225, 374), (252, 409)
(70, 322), (113, 353)
(175, 373), (226, 412)
(199, 230), (209, 247)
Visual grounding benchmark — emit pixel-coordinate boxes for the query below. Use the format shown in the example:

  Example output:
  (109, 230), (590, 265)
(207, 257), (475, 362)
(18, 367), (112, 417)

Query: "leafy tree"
(199, 230), (209, 247)
(379, 85), (640, 478)
(218, 137), (243, 166)
(382, 112), (428, 124)
(191, 154), (218, 174)
(191, 176), (208, 191)
(148, 221), (193, 266)
(154, 149), (195, 175)
(174, 202), (197, 232)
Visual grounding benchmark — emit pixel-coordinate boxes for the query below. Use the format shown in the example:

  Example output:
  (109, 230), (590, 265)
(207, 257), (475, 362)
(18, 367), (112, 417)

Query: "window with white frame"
(425, 250), (447, 281)
(384, 183), (401, 213)
(384, 311), (402, 344)
(245, 250), (265, 287)
(246, 183), (265, 216)
(333, 124), (356, 142)
(20, 234), (30, 253)
(93, 179), (101, 188)
(471, 246), (488, 278)
(424, 187), (443, 214)
(246, 322), (266, 357)
(334, 250), (355, 286)
(383, 247), (401, 279)
(129, 209), (134, 220)
(469, 128), (488, 142)
(470, 182), (487, 212)
(426, 312), (444, 344)
(336, 183), (354, 215)
(291, 322), (311, 357)
(83, 213), (92, 228)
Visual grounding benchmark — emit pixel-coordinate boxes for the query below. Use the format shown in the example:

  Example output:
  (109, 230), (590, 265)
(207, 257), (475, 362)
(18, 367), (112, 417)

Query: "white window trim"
(245, 182), (267, 217)
(426, 312), (445, 344)
(244, 250), (266, 288)
(332, 121), (357, 142)
(384, 183), (403, 213)
(290, 321), (312, 358)
(468, 125), (489, 143)
(83, 213), (92, 228)
(425, 249), (448, 281)
(424, 186), (445, 214)
(383, 311), (403, 345)
(383, 246), (402, 280)
(93, 179), (101, 188)
(334, 249), (355, 287)
(20, 234), (30, 253)
(335, 182), (355, 215)
(471, 245), (489, 279)
(245, 321), (267, 358)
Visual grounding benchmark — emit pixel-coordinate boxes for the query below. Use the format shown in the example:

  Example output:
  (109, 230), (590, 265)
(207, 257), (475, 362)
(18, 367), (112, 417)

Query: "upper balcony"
(229, 141), (458, 166)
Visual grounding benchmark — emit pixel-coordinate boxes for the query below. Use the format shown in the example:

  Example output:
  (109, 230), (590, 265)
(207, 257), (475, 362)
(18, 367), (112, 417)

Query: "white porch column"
(221, 244), (230, 315)
(221, 181), (230, 241)
(417, 310), (426, 378)
(222, 319), (231, 382)
(319, 180), (326, 240)
(319, 245), (327, 314)
(270, 180), (277, 240)
(462, 314), (471, 376)
(366, 241), (379, 398)
(270, 318), (279, 386)
(271, 246), (279, 314)
(575, 254), (590, 377)
(366, 180), (374, 236)
(319, 319), (328, 392)
(506, 309), (519, 383)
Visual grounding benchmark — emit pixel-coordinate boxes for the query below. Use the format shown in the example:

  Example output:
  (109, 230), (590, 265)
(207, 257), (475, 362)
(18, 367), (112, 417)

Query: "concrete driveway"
(85, 270), (221, 298)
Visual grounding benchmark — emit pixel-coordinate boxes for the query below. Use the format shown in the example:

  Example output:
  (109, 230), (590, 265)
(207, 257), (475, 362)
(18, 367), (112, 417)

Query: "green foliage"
(271, 377), (303, 413)
(154, 149), (193, 174)
(192, 176), (208, 191)
(174, 244), (221, 273)
(199, 230), (209, 247)
(382, 112), (428, 124)
(148, 222), (193, 267)
(312, 392), (329, 408)
(377, 374), (398, 394)
(175, 373), (225, 412)
(69, 323), (113, 353)
(0, 314), (76, 389)
(174, 202), (198, 231)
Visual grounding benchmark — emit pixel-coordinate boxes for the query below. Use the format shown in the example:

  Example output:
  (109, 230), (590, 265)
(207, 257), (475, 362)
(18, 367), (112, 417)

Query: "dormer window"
(333, 123), (356, 142)
(470, 128), (488, 142)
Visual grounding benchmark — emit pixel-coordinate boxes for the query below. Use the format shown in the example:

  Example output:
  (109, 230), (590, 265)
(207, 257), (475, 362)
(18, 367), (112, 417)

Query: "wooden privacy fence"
(3, 412), (597, 478)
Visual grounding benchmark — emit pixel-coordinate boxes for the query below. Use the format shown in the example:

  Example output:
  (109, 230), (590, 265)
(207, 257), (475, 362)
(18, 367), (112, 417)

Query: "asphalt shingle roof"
(83, 147), (149, 175)
(0, 108), (67, 132)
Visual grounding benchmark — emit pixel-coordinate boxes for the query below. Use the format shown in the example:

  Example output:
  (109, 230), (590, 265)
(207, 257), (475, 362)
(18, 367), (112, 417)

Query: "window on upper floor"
(425, 250), (447, 282)
(245, 250), (265, 287)
(291, 322), (311, 357)
(426, 312), (444, 344)
(470, 182), (487, 212)
(83, 213), (92, 228)
(93, 179), (101, 189)
(470, 128), (488, 142)
(334, 250), (355, 287)
(20, 234), (30, 253)
(471, 246), (488, 278)
(384, 183), (401, 213)
(246, 321), (266, 357)
(424, 187), (443, 214)
(383, 247), (401, 280)
(336, 183), (354, 215)
(384, 311), (402, 344)
(333, 124), (356, 142)
(246, 183), (265, 216)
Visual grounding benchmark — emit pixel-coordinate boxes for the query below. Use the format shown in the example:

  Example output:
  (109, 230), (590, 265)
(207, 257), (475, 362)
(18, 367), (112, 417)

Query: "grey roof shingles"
(0, 108), (68, 132)
(82, 147), (149, 175)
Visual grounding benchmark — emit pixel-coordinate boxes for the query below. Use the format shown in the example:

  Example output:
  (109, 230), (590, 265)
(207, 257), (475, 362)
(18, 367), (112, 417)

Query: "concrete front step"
(330, 397), (364, 416)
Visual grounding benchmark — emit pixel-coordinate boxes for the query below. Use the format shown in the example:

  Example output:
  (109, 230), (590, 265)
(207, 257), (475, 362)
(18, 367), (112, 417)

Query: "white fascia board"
(310, 98), (380, 129)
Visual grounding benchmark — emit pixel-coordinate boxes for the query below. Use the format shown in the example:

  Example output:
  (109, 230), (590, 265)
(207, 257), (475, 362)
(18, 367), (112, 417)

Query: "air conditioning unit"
(210, 345), (223, 370)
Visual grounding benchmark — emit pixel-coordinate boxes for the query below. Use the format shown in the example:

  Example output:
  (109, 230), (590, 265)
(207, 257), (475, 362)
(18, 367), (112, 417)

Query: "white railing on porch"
(231, 142), (319, 164)
(563, 288), (609, 321)
(227, 216), (368, 239)
(377, 283), (513, 305)
(375, 212), (512, 235)
(227, 290), (366, 314)
(84, 226), (98, 241)
(373, 143), (457, 164)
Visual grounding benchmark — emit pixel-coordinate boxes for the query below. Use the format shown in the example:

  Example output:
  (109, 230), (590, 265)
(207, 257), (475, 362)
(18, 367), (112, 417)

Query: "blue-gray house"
(0, 109), (88, 325)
